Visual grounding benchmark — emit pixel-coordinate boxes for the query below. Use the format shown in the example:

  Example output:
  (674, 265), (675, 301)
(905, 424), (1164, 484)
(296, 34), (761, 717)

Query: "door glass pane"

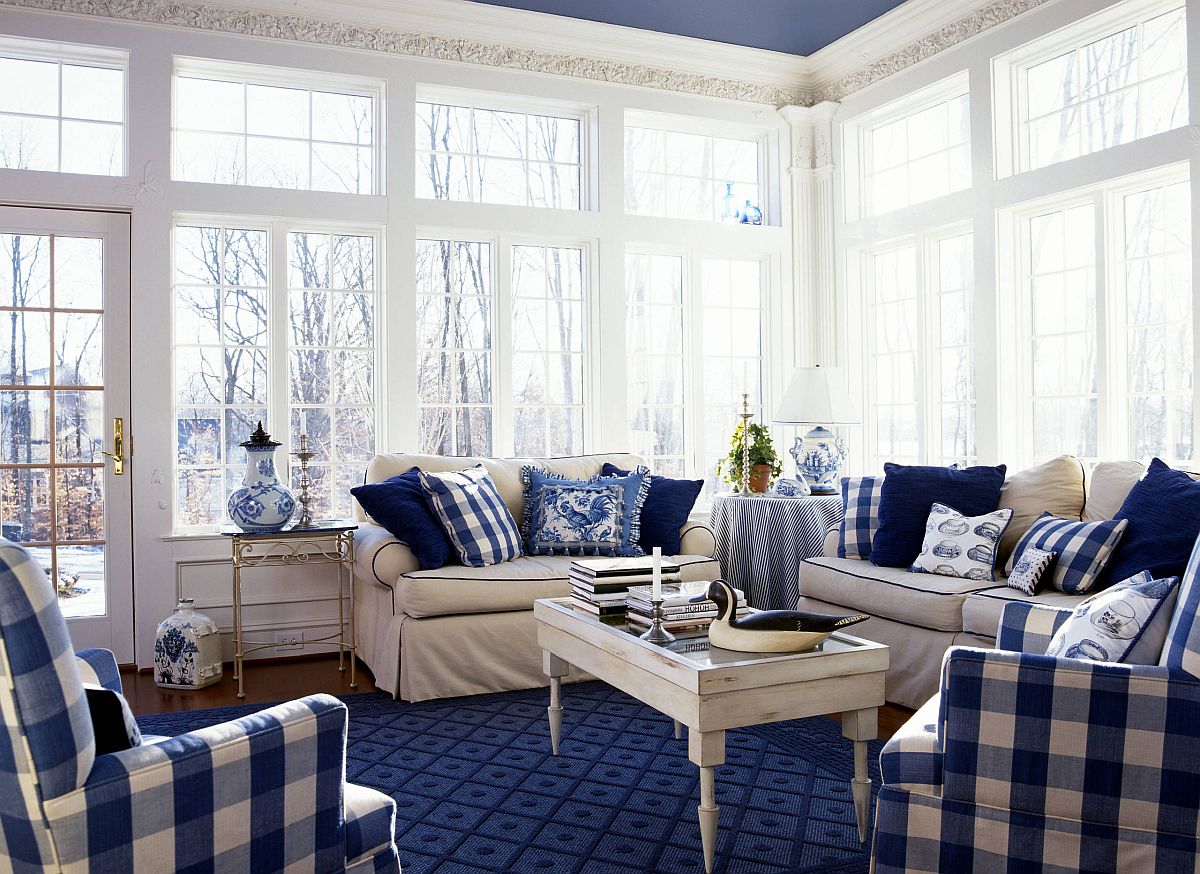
(0, 233), (107, 617)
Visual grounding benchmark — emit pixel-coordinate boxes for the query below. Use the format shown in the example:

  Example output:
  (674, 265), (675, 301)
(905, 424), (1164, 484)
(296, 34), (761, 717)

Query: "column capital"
(778, 101), (840, 171)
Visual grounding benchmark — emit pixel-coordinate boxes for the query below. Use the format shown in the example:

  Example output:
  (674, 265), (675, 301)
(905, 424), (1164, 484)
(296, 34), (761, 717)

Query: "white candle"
(299, 410), (307, 437)
(652, 547), (662, 601)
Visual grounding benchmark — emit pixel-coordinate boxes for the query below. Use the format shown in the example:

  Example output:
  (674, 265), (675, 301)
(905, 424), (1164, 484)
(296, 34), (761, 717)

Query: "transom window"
(172, 59), (381, 194)
(415, 97), (583, 209)
(0, 38), (126, 176)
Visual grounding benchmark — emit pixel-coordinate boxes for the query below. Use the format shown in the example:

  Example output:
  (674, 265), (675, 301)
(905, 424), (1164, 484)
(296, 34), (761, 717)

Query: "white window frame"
(415, 85), (596, 212)
(415, 228), (600, 458)
(992, 0), (1187, 179)
(0, 35), (129, 176)
(171, 57), (386, 195)
(171, 213), (385, 534)
(996, 163), (1192, 467)
(623, 109), (777, 226)
(840, 72), (970, 223)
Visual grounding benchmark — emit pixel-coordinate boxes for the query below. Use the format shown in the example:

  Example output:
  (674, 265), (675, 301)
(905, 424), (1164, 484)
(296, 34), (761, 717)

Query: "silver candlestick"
(639, 597), (676, 644)
(738, 392), (753, 497)
(290, 433), (316, 528)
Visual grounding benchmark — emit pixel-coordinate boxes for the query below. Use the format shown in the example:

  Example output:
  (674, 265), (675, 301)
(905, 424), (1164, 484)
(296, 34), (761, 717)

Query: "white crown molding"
(0, 0), (1054, 107)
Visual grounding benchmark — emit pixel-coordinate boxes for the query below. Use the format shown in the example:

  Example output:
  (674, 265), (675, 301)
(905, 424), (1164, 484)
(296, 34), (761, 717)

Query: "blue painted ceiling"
(461, 0), (910, 56)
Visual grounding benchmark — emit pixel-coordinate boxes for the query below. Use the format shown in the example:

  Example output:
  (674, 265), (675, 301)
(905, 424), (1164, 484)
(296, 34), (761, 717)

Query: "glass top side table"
(220, 520), (358, 698)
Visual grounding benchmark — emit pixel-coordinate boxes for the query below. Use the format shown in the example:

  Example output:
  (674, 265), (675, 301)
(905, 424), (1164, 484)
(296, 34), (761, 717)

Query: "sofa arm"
(75, 648), (123, 694)
(45, 694), (349, 871)
(679, 522), (717, 558)
(823, 526), (840, 558)
(939, 647), (1200, 835)
(996, 601), (1072, 653)
(354, 522), (420, 585)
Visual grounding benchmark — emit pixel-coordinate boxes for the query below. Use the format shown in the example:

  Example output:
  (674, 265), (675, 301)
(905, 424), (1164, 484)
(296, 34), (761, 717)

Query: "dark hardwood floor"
(123, 654), (915, 740)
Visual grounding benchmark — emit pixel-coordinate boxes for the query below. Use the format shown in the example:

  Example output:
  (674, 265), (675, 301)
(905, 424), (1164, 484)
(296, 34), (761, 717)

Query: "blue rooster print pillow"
(521, 465), (651, 557)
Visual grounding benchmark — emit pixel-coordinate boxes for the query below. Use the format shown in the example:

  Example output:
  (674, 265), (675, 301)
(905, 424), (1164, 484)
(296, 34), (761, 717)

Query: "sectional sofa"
(797, 456), (1149, 708)
(351, 452), (720, 701)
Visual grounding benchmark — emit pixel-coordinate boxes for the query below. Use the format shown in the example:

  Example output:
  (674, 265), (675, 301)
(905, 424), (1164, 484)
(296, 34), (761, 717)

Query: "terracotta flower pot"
(748, 464), (773, 494)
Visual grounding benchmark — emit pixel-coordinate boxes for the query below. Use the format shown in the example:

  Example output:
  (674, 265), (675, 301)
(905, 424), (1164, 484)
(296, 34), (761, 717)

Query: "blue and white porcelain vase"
(153, 598), (223, 689)
(790, 425), (847, 496)
(227, 421), (296, 532)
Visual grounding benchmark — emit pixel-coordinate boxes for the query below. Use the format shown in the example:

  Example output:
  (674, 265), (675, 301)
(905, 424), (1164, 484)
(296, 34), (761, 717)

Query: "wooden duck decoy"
(694, 579), (870, 653)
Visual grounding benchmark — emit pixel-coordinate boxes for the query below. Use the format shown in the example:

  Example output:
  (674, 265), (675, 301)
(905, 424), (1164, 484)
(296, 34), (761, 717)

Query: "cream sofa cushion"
(960, 585), (1084, 640)
(1082, 460), (1144, 523)
(358, 452), (648, 525)
(395, 553), (720, 618)
(996, 455), (1086, 567)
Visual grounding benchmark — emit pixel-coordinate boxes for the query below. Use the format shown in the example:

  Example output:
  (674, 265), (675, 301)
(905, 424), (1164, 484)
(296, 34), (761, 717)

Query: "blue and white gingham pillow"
(419, 466), (522, 567)
(838, 476), (883, 560)
(1005, 512), (1128, 594)
(1161, 534), (1200, 678)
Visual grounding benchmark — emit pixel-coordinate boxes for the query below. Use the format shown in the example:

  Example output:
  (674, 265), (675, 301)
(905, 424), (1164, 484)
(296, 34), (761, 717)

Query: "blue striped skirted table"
(708, 493), (845, 610)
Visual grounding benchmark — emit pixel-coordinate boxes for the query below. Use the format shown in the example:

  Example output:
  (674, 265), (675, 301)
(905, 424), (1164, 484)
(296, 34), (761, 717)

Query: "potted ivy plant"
(716, 421), (783, 493)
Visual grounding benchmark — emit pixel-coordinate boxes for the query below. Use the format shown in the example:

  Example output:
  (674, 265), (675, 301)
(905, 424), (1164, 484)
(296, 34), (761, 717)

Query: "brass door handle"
(101, 417), (125, 475)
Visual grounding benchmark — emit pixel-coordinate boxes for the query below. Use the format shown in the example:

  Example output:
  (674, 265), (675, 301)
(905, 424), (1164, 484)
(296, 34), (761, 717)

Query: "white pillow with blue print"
(521, 465), (650, 557)
(909, 503), (1013, 581)
(419, 465), (523, 567)
(1046, 571), (1181, 664)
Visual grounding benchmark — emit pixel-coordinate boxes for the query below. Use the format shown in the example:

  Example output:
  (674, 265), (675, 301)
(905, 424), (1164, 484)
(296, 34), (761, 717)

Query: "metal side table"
(221, 521), (358, 698)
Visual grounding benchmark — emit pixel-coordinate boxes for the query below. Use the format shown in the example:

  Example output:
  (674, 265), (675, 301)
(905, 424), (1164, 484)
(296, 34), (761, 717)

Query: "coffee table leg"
(543, 652), (569, 756)
(688, 728), (725, 874)
(842, 708), (878, 843)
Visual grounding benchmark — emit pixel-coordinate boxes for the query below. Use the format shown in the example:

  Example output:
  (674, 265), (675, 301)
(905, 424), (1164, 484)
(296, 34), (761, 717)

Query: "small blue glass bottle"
(720, 182), (739, 223)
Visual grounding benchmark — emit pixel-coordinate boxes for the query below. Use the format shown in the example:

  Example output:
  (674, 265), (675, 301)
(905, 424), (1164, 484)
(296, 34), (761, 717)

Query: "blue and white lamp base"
(790, 425), (847, 496)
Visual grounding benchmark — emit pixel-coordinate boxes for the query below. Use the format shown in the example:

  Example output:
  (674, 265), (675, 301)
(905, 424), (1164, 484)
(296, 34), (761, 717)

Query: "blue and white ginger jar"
(154, 598), (223, 689)
(227, 421), (295, 532)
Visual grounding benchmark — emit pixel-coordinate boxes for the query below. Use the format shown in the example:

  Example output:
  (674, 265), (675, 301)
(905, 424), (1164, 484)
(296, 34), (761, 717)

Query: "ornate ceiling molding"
(2, 0), (811, 106)
(812, 0), (1053, 104)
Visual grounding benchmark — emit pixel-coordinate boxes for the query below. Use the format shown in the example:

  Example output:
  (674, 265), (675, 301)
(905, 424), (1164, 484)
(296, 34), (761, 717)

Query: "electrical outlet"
(274, 631), (304, 650)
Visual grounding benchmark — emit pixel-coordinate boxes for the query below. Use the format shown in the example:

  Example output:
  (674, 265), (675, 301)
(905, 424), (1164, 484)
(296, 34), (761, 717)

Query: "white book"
(626, 580), (746, 609)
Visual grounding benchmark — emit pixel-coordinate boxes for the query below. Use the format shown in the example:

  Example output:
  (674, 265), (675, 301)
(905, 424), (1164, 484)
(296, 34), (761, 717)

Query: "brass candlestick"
(290, 433), (316, 528)
(738, 393), (753, 497)
(639, 597), (676, 644)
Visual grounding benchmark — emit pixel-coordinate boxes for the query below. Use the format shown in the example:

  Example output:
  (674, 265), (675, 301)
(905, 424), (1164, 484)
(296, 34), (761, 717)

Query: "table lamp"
(773, 366), (860, 495)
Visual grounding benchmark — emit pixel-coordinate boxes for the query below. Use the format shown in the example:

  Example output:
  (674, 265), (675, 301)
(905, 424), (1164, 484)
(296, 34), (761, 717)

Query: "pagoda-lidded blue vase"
(227, 421), (296, 532)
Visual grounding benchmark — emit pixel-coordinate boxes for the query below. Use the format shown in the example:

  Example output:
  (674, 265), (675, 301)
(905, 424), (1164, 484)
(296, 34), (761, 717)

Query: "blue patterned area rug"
(138, 682), (882, 873)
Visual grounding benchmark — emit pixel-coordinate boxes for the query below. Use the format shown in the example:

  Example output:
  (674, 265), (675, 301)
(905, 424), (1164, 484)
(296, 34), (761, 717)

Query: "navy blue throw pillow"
(350, 467), (454, 570)
(603, 463), (703, 555)
(869, 462), (1007, 568)
(1101, 457), (1200, 586)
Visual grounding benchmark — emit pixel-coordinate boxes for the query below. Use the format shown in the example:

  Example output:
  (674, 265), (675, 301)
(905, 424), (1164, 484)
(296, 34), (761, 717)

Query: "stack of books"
(625, 580), (749, 634)
(569, 556), (682, 622)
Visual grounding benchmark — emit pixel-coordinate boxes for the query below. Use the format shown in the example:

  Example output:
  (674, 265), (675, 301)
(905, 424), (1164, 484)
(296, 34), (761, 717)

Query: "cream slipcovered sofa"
(351, 452), (720, 701)
(797, 457), (1151, 708)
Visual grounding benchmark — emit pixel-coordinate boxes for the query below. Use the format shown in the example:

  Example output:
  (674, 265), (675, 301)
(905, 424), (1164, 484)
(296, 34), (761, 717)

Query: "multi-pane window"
(174, 224), (270, 527)
(512, 245), (585, 456)
(624, 124), (762, 223)
(1022, 203), (1098, 461)
(415, 100), (582, 209)
(1016, 4), (1187, 171)
(172, 221), (379, 529)
(625, 254), (686, 476)
(863, 91), (970, 216)
(415, 239), (494, 456)
(0, 41), (125, 175)
(172, 61), (379, 194)
(701, 259), (764, 488)
(862, 231), (976, 470)
(1118, 178), (1192, 464)
(286, 231), (377, 518)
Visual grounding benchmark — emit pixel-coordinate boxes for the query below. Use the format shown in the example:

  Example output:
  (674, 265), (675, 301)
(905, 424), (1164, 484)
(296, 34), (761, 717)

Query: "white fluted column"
(779, 102), (839, 368)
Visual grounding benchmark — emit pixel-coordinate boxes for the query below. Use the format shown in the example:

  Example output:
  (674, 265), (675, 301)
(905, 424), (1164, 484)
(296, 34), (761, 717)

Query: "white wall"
(0, 5), (797, 668)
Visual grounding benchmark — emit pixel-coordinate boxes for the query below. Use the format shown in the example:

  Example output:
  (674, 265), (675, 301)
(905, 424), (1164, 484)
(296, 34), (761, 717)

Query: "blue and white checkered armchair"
(0, 539), (400, 873)
(873, 596), (1200, 872)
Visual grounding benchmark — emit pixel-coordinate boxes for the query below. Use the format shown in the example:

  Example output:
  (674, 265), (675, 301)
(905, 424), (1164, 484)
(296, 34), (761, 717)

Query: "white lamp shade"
(774, 366), (860, 425)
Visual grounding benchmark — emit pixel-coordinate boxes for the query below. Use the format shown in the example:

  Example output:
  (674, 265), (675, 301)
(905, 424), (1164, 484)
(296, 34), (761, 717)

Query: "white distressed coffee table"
(534, 597), (889, 874)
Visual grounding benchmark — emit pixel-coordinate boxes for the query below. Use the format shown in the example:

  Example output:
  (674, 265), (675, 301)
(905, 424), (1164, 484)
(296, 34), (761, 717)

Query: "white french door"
(0, 206), (133, 661)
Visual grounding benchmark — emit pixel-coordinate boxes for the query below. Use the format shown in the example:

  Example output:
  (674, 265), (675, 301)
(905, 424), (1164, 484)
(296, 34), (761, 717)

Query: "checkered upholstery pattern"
(1161, 531), (1200, 678)
(873, 635), (1200, 873)
(1004, 512), (1128, 594)
(75, 649), (123, 694)
(420, 465), (523, 567)
(995, 600), (1071, 653)
(878, 695), (942, 793)
(0, 539), (400, 873)
(838, 475), (883, 559)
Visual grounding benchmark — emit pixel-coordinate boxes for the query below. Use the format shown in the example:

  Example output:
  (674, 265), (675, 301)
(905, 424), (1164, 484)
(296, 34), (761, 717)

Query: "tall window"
(172, 59), (380, 194)
(861, 230), (976, 470)
(1000, 2), (1187, 173)
(0, 39), (125, 175)
(624, 119), (763, 223)
(173, 221), (379, 529)
(415, 98), (583, 209)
